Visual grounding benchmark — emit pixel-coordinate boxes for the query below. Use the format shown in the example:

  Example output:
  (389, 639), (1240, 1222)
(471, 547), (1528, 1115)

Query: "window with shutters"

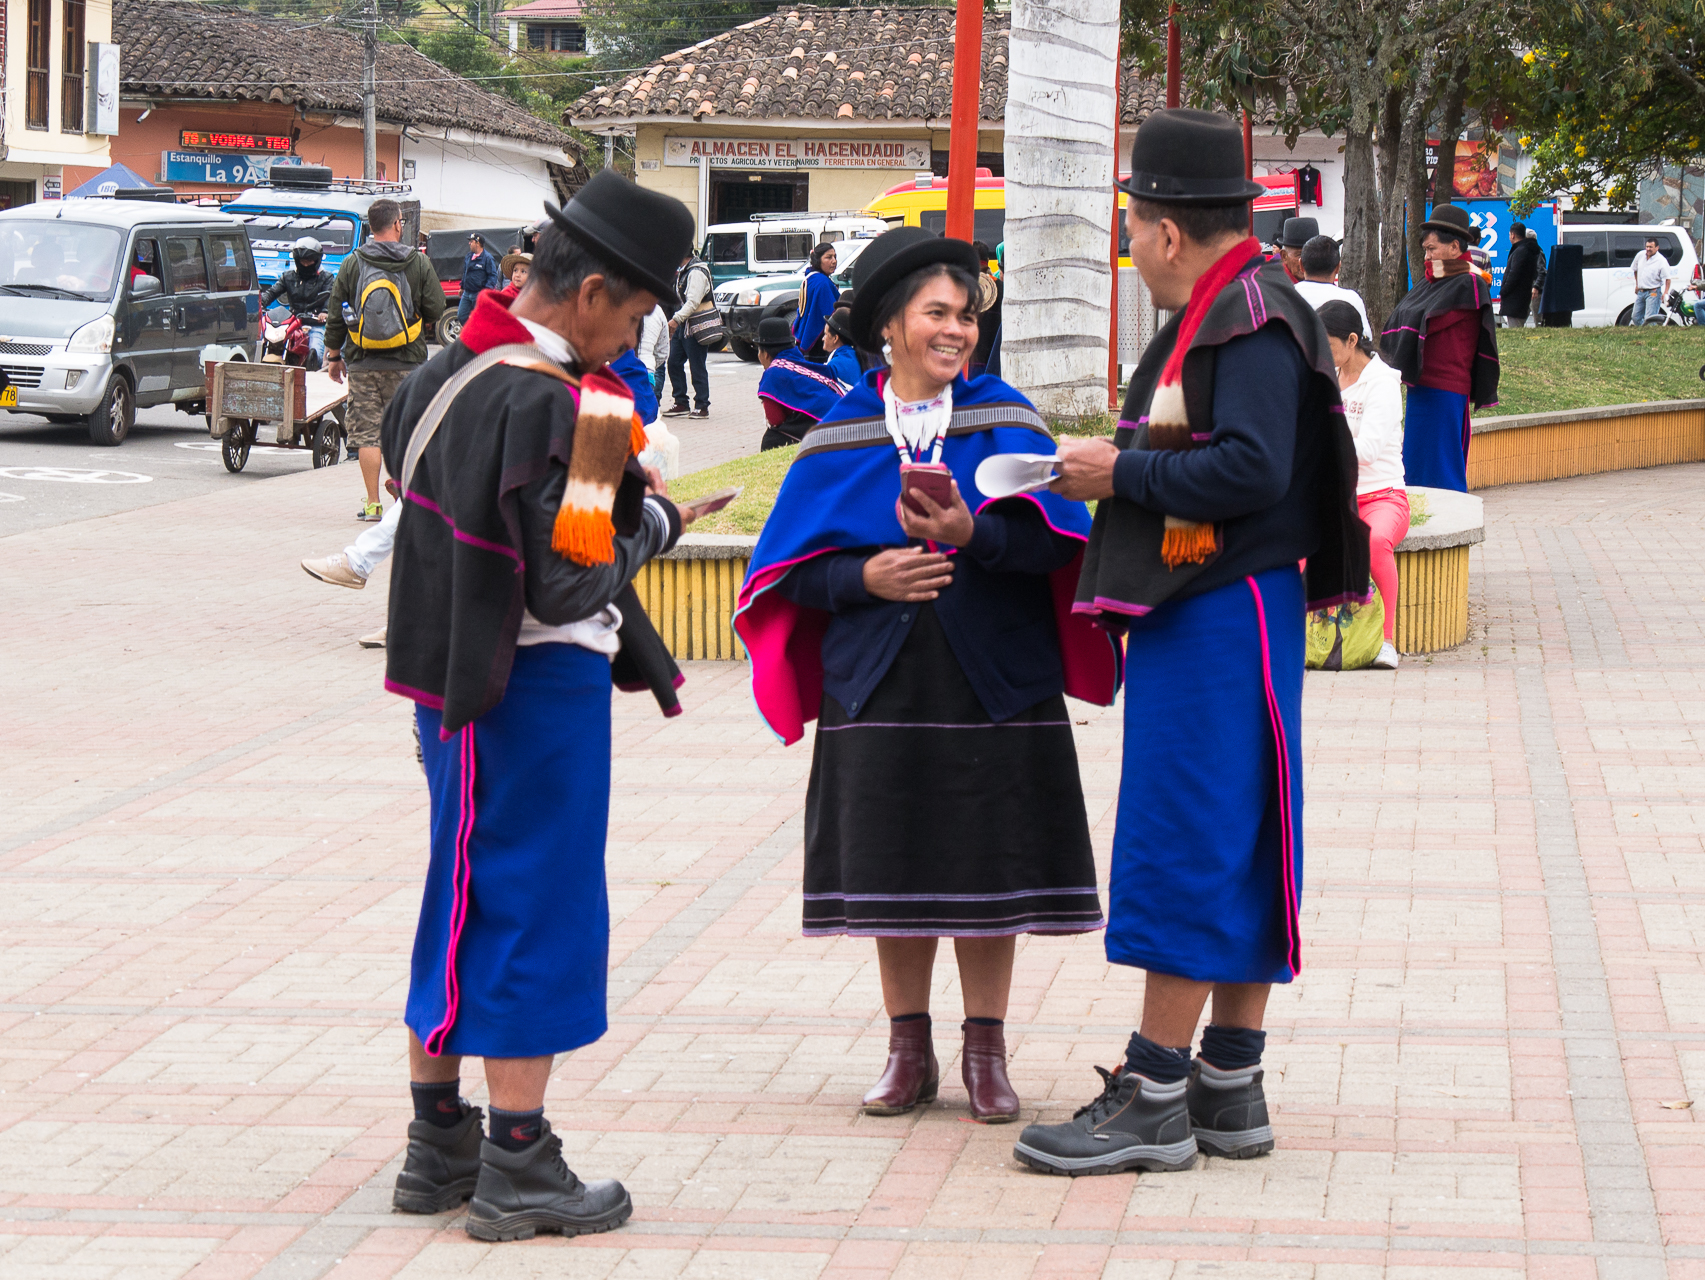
(63, 0), (87, 134)
(27, 0), (52, 129)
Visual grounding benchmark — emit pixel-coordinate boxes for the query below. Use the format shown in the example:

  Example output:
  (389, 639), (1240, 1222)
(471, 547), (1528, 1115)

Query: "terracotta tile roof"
(116, 0), (572, 148)
(570, 5), (1014, 124)
(502, 0), (585, 17)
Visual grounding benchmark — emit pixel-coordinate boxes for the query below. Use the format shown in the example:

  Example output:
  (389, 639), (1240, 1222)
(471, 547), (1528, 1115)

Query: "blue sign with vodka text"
(161, 151), (301, 186)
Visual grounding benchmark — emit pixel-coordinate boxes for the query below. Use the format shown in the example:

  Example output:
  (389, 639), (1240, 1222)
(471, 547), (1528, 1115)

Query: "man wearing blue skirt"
(1014, 109), (1369, 1177)
(379, 171), (694, 1238)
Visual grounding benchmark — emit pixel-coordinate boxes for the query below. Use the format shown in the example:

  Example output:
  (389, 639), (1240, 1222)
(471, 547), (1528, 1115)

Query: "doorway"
(0, 179), (37, 210)
(711, 173), (806, 224)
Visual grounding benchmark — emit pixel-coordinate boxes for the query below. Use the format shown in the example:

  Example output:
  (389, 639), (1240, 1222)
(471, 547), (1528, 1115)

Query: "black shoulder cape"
(379, 340), (677, 736)
(1076, 255), (1369, 621)
(1379, 270), (1500, 407)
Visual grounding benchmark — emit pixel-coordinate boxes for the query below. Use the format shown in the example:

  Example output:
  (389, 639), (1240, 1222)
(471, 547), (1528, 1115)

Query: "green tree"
(1510, 0), (1705, 214)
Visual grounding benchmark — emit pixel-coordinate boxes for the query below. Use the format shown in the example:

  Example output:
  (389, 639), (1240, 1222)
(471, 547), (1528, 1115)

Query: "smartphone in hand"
(677, 486), (742, 521)
(899, 462), (954, 515)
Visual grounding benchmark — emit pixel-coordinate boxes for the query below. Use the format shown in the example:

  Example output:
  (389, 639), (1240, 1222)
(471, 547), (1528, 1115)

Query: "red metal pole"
(1243, 108), (1254, 234)
(1165, 7), (1179, 109)
(945, 0), (984, 242)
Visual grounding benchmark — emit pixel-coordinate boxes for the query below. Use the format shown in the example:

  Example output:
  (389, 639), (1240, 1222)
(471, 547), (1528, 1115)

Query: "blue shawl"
(757, 346), (848, 423)
(735, 368), (1123, 744)
(792, 269), (840, 352)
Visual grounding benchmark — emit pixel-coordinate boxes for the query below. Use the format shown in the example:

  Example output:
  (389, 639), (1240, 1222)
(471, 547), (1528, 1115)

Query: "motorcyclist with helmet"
(260, 237), (336, 370)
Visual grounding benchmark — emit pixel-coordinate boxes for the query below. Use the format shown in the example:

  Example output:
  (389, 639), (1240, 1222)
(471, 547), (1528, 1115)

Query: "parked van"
(223, 166), (421, 290)
(1558, 222), (1700, 326)
(701, 211), (887, 287)
(0, 196), (258, 445)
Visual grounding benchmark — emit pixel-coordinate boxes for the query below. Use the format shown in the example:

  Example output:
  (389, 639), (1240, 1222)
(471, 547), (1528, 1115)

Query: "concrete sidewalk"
(1, 462), (1701, 1279)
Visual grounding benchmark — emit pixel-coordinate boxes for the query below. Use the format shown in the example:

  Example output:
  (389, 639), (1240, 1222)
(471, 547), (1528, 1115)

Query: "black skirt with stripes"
(802, 602), (1103, 937)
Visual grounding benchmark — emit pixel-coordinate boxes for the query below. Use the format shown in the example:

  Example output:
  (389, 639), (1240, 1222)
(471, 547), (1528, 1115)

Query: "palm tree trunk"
(1002, 0), (1121, 418)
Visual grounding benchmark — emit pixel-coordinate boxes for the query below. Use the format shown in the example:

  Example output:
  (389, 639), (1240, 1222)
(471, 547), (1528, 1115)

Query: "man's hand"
(326, 355), (346, 385)
(895, 480), (975, 548)
(862, 546), (954, 602)
(1050, 435), (1120, 502)
(668, 319), (679, 335)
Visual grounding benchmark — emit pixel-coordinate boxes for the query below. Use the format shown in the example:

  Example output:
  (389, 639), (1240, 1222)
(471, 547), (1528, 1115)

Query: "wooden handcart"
(206, 360), (350, 473)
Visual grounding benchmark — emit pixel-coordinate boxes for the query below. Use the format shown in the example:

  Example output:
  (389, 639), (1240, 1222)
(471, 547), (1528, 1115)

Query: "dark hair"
(1316, 299), (1373, 354)
(868, 262), (979, 347)
(1423, 226), (1469, 252)
(1510, 221), (1526, 237)
(1127, 197), (1249, 244)
(1299, 235), (1340, 278)
(528, 223), (640, 305)
(369, 199), (401, 234)
(809, 241), (836, 272)
(971, 240), (993, 264)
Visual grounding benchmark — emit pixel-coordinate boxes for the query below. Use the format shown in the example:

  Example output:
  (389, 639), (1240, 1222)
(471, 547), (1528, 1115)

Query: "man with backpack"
(326, 198), (447, 521)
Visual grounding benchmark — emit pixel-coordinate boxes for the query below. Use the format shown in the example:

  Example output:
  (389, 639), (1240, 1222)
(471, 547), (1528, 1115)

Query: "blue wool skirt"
(406, 643), (614, 1059)
(1105, 568), (1305, 985)
(1403, 384), (1470, 492)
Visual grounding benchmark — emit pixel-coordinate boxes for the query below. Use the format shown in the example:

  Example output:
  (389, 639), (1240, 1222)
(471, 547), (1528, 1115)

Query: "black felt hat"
(1115, 108), (1265, 206)
(848, 227), (980, 349)
(757, 317), (795, 350)
(1277, 216), (1319, 248)
(1419, 203), (1481, 247)
(544, 170), (695, 309)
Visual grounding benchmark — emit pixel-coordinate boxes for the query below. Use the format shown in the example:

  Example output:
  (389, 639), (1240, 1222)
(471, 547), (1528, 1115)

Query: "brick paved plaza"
(2, 461), (1702, 1279)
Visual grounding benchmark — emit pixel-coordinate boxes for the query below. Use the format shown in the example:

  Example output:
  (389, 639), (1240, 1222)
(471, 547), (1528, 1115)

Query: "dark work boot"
(861, 1018), (939, 1116)
(1187, 1059), (1275, 1159)
(464, 1120), (632, 1241)
(1012, 1066), (1197, 1176)
(392, 1105), (484, 1214)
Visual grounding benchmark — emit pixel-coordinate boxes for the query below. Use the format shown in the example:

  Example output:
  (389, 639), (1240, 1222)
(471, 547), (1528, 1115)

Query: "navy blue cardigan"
(778, 501), (1078, 721)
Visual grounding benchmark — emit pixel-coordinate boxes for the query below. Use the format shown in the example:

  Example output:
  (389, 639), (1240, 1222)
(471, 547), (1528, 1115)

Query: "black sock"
(1199, 1024), (1266, 1070)
(1123, 1032), (1192, 1083)
(410, 1080), (465, 1129)
(965, 1016), (1002, 1027)
(488, 1106), (545, 1152)
(890, 1012), (930, 1024)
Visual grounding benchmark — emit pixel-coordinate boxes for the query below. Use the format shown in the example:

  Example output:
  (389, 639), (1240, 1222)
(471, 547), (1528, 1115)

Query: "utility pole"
(362, 0), (378, 181)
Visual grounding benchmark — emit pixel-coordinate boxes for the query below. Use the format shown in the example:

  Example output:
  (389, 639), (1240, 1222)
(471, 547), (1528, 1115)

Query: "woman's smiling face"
(883, 273), (976, 391)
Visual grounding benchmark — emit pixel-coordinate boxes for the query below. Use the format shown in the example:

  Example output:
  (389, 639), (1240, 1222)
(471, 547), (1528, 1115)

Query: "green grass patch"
(1476, 327), (1705, 418)
(668, 445), (797, 536)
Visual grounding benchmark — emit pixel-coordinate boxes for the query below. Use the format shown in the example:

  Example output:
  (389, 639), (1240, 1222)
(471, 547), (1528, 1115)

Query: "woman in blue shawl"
(792, 241), (840, 359)
(735, 229), (1122, 1125)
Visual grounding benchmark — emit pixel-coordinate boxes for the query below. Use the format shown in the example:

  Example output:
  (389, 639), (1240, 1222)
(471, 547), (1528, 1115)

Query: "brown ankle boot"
(961, 1020), (1020, 1123)
(861, 1017), (939, 1115)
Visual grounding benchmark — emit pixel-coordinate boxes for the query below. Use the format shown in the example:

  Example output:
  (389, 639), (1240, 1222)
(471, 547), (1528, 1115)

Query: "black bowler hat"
(1277, 216), (1319, 248)
(1419, 203), (1481, 247)
(544, 170), (695, 309)
(757, 317), (795, 350)
(1115, 108), (1265, 206)
(848, 227), (980, 349)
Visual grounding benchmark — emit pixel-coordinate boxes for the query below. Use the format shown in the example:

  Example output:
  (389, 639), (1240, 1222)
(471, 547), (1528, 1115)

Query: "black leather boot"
(392, 1105), (484, 1214)
(464, 1119), (633, 1241)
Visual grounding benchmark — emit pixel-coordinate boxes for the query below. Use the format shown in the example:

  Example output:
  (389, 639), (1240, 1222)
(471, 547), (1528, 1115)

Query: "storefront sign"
(180, 130), (294, 153)
(90, 43), (121, 135)
(664, 137), (930, 170)
(161, 151), (301, 186)
(1422, 199), (1558, 299)
(42, 176), (63, 201)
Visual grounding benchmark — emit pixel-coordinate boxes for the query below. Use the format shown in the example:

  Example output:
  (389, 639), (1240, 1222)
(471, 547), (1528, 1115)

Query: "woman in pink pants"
(1318, 301), (1407, 670)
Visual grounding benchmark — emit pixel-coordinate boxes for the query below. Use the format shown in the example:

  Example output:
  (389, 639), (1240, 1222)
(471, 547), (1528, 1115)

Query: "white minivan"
(1558, 223), (1699, 326)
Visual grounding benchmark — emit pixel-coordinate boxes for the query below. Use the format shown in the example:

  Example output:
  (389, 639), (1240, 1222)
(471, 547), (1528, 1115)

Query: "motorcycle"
(259, 304), (323, 368)
(1662, 285), (1701, 327)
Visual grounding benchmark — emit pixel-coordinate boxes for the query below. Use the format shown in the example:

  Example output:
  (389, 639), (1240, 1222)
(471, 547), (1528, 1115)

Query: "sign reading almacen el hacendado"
(664, 137), (930, 170)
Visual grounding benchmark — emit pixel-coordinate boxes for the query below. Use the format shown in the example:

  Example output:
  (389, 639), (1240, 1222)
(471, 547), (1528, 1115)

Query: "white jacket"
(638, 305), (669, 372)
(1339, 353), (1406, 494)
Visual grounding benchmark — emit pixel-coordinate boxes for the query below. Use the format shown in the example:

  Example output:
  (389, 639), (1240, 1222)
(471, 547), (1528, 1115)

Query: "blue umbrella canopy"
(66, 162), (156, 198)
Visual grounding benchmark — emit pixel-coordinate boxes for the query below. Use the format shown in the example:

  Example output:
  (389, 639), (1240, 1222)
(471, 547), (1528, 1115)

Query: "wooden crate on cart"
(206, 360), (347, 473)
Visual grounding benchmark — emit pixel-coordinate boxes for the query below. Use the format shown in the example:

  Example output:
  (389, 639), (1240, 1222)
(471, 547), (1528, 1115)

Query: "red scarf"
(1148, 236), (1261, 567)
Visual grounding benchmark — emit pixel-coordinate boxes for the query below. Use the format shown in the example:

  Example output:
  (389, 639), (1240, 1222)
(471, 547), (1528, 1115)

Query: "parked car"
(0, 196), (258, 445)
(1558, 223), (1700, 326)
(713, 238), (876, 361)
(222, 166), (420, 290)
(701, 211), (887, 287)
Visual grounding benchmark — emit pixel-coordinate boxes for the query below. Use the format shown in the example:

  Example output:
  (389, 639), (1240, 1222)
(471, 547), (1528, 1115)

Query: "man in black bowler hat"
(1274, 215), (1320, 281)
(378, 168), (696, 1240)
(1011, 108), (1367, 1178)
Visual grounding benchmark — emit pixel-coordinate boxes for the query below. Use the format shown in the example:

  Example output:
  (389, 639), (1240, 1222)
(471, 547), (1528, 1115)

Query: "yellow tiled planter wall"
(1468, 399), (1705, 489)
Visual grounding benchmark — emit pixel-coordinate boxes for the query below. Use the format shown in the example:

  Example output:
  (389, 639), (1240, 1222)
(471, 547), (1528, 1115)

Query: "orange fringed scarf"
(549, 367), (650, 565)
(1147, 235), (1260, 568)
